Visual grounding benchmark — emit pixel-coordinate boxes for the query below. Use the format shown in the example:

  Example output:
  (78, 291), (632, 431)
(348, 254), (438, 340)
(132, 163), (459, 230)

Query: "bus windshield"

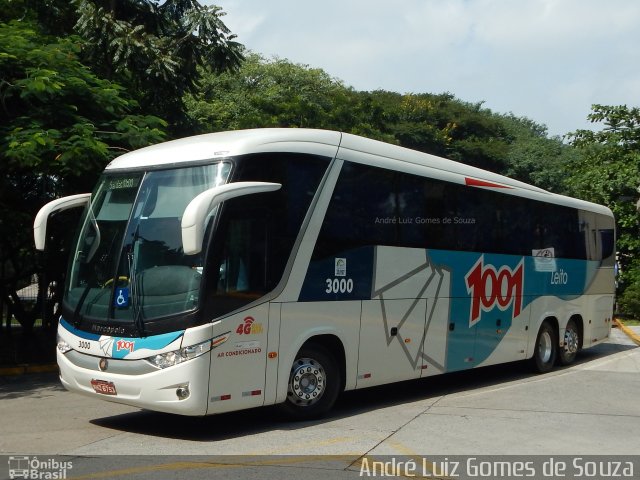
(65, 162), (231, 329)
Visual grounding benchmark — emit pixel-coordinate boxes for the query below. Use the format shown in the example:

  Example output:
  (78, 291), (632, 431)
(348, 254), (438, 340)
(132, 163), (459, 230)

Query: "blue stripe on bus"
(110, 331), (184, 359)
(299, 247), (600, 370)
(59, 317), (184, 359)
(59, 318), (102, 340)
(425, 250), (598, 369)
(300, 247), (597, 302)
(298, 246), (375, 301)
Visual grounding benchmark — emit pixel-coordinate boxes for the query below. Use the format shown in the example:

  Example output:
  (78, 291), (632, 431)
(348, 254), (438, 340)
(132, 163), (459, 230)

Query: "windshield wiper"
(128, 238), (145, 337)
(72, 283), (92, 328)
(85, 204), (101, 263)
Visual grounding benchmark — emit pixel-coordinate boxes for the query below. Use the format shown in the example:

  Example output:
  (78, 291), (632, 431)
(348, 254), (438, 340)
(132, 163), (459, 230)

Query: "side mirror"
(181, 182), (281, 255)
(34, 193), (91, 251)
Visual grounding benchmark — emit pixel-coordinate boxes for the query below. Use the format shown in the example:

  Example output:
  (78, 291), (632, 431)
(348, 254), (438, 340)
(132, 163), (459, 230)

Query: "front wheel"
(279, 344), (341, 420)
(558, 319), (580, 366)
(531, 321), (558, 373)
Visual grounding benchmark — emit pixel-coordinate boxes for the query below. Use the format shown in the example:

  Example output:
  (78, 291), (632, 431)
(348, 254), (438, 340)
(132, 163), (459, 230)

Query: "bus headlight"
(146, 339), (212, 369)
(57, 334), (72, 354)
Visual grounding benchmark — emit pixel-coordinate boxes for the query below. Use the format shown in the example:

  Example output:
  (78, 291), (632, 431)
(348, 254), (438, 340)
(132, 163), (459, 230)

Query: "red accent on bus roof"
(465, 177), (513, 189)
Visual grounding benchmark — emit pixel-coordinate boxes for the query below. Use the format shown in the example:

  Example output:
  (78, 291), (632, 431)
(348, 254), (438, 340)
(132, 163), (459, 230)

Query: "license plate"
(91, 379), (117, 395)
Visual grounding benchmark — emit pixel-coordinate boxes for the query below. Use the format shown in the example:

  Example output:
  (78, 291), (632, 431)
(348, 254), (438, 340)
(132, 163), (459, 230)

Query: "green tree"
(618, 266), (640, 318)
(0, 18), (166, 330)
(187, 54), (576, 188)
(0, 0), (244, 331)
(500, 114), (578, 193)
(74, 0), (244, 132)
(186, 53), (359, 133)
(566, 105), (640, 306)
(351, 90), (452, 153)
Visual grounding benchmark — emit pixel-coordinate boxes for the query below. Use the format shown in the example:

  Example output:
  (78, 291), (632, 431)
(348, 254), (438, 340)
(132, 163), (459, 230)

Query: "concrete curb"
(0, 363), (58, 377)
(614, 318), (640, 346)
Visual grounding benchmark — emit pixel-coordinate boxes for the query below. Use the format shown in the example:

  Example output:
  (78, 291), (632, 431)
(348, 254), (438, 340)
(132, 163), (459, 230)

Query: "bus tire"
(280, 344), (340, 420)
(558, 319), (580, 366)
(531, 321), (557, 373)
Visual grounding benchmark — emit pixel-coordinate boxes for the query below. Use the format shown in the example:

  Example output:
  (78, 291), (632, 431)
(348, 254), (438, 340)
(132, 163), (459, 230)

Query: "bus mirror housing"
(33, 193), (91, 251)
(181, 182), (282, 255)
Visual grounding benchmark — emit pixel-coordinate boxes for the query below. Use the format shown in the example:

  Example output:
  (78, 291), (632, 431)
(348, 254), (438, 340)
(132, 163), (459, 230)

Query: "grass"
(618, 318), (640, 326)
(8, 318), (44, 328)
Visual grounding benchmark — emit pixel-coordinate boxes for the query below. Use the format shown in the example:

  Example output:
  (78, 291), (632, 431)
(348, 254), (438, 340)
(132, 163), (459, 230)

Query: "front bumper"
(57, 348), (211, 415)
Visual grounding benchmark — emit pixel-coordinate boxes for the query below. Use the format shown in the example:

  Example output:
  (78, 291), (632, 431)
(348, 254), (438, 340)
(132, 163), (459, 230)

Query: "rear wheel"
(279, 344), (341, 420)
(558, 319), (580, 366)
(531, 321), (558, 373)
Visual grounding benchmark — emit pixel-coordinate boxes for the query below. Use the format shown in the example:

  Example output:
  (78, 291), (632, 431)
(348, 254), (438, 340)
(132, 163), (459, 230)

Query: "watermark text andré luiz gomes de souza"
(358, 456), (635, 478)
(375, 216), (476, 225)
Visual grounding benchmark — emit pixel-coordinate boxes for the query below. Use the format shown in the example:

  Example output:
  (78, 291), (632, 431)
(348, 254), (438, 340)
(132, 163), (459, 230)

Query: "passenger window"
(215, 213), (269, 296)
(313, 162), (398, 259)
(314, 161), (595, 261)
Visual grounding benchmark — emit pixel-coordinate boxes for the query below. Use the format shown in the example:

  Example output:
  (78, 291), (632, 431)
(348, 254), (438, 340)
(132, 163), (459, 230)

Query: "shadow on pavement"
(0, 372), (64, 400)
(89, 340), (636, 442)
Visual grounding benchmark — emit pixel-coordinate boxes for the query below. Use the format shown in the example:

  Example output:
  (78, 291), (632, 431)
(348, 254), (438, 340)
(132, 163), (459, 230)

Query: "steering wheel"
(102, 276), (130, 288)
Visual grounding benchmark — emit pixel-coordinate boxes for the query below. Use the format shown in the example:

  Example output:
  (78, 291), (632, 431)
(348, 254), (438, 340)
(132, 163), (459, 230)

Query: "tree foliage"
(74, 0), (244, 131)
(1, 0), (244, 330)
(186, 54), (356, 132)
(4, 0), (636, 330)
(187, 54), (572, 181)
(500, 114), (577, 193)
(0, 21), (166, 179)
(0, 15), (166, 329)
(567, 105), (640, 307)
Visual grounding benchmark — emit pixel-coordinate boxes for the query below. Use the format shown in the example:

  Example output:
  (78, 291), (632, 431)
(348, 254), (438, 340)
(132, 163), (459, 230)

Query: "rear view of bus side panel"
(583, 211), (616, 347)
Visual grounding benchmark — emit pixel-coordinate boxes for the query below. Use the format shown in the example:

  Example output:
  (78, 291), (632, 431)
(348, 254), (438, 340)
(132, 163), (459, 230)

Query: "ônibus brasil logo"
(465, 256), (524, 327)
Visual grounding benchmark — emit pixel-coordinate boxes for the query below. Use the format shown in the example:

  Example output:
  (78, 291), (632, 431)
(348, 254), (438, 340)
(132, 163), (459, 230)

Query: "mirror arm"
(181, 182), (281, 255)
(33, 193), (91, 251)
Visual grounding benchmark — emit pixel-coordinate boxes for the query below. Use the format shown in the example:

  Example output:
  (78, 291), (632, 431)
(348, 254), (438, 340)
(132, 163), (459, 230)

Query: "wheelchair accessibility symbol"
(115, 287), (129, 308)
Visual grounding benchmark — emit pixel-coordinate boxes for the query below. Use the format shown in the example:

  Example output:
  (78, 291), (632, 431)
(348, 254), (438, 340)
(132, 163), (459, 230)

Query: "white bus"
(34, 129), (615, 419)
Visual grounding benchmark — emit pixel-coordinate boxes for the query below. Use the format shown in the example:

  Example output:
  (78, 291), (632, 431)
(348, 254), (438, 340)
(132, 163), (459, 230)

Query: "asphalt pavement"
(1, 326), (638, 480)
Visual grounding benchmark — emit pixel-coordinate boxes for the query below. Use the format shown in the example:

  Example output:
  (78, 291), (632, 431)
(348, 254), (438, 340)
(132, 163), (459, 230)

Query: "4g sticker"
(236, 317), (263, 335)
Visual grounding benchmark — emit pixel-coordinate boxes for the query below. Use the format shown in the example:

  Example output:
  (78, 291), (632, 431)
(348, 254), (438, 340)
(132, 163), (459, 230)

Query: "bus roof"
(105, 128), (612, 217)
(105, 129), (342, 171)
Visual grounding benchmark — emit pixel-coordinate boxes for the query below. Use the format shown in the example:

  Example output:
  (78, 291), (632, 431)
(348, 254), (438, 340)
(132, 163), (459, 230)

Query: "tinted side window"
(314, 161), (590, 260)
(431, 185), (588, 259)
(313, 162), (398, 259)
(204, 153), (329, 318)
(530, 204), (586, 259)
(443, 184), (505, 254)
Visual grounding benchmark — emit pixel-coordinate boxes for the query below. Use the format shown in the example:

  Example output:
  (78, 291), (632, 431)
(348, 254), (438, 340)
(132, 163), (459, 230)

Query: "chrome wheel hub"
(288, 358), (325, 406)
(538, 331), (553, 363)
(564, 328), (579, 355)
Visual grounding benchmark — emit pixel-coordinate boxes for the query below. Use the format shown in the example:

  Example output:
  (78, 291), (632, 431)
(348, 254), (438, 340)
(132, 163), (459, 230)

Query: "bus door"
(207, 303), (269, 414)
(441, 296), (528, 371)
(205, 209), (272, 414)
